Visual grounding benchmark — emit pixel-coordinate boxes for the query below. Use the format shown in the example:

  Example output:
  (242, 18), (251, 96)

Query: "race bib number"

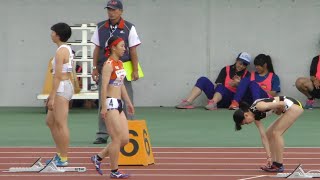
(112, 69), (126, 86)
(116, 69), (126, 80)
(106, 98), (119, 109)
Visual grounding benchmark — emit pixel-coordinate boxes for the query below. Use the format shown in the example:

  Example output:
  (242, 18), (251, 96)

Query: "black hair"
(253, 54), (275, 73)
(233, 101), (251, 131)
(104, 36), (122, 57)
(107, 36), (121, 47)
(51, 22), (72, 42)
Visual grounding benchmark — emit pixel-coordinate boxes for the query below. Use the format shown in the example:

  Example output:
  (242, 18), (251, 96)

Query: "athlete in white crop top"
(46, 22), (73, 167)
(52, 45), (73, 74)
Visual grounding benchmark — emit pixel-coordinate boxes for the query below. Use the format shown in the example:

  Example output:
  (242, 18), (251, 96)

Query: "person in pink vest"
(175, 52), (251, 110)
(295, 55), (320, 109)
(229, 54), (281, 110)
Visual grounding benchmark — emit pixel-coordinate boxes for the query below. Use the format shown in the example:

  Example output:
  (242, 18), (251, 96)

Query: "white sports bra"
(52, 45), (73, 74)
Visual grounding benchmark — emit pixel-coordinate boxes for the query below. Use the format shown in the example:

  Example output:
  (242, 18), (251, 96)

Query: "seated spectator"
(176, 52), (251, 110)
(229, 54), (281, 109)
(295, 55), (320, 109)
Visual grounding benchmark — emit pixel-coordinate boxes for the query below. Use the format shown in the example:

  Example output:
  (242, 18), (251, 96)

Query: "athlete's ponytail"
(265, 55), (275, 73)
(253, 54), (275, 73)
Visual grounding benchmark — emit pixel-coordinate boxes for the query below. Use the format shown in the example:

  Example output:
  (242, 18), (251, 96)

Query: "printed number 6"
(120, 130), (139, 156)
(143, 129), (151, 156)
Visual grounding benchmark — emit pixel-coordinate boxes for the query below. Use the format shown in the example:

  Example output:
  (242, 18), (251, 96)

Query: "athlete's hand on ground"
(92, 69), (99, 83)
(260, 159), (272, 170)
(100, 108), (107, 120)
(46, 97), (54, 111)
(131, 71), (139, 81)
(267, 157), (272, 167)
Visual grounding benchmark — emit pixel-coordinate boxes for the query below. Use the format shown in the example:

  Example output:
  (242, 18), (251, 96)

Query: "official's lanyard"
(105, 24), (118, 47)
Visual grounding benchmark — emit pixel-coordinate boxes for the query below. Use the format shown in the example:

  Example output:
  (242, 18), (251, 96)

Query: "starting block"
(5, 157), (86, 173)
(274, 164), (320, 178)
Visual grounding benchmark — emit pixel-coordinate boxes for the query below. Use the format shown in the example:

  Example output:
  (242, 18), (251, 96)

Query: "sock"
(60, 156), (68, 162)
(96, 154), (103, 161)
(111, 169), (118, 173)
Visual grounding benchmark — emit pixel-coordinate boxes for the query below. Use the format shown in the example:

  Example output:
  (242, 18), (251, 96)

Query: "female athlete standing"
(233, 96), (303, 172)
(91, 36), (134, 178)
(46, 22), (73, 166)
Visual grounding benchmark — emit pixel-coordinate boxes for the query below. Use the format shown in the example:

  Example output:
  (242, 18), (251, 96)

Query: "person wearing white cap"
(229, 54), (281, 110)
(176, 52), (251, 110)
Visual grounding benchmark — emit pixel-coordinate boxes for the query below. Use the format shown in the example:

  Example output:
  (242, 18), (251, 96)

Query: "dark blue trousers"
(233, 78), (269, 104)
(195, 77), (235, 108)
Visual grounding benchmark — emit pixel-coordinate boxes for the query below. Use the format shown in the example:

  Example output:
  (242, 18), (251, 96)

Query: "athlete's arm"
(121, 85), (134, 115)
(266, 90), (277, 97)
(128, 25), (141, 81)
(47, 48), (69, 110)
(100, 62), (112, 119)
(91, 27), (100, 82)
(92, 45), (100, 82)
(255, 120), (272, 165)
(129, 46), (139, 81)
(255, 101), (285, 112)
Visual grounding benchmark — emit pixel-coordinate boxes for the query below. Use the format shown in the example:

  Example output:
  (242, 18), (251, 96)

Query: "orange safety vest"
(225, 66), (248, 93)
(316, 56), (320, 80)
(250, 72), (273, 99)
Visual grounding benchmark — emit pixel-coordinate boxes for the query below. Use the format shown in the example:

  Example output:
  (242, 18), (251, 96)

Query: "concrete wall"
(0, 0), (319, 107)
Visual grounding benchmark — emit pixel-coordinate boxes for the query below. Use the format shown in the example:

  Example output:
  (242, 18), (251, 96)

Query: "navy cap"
(105, 0), (123, 10)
